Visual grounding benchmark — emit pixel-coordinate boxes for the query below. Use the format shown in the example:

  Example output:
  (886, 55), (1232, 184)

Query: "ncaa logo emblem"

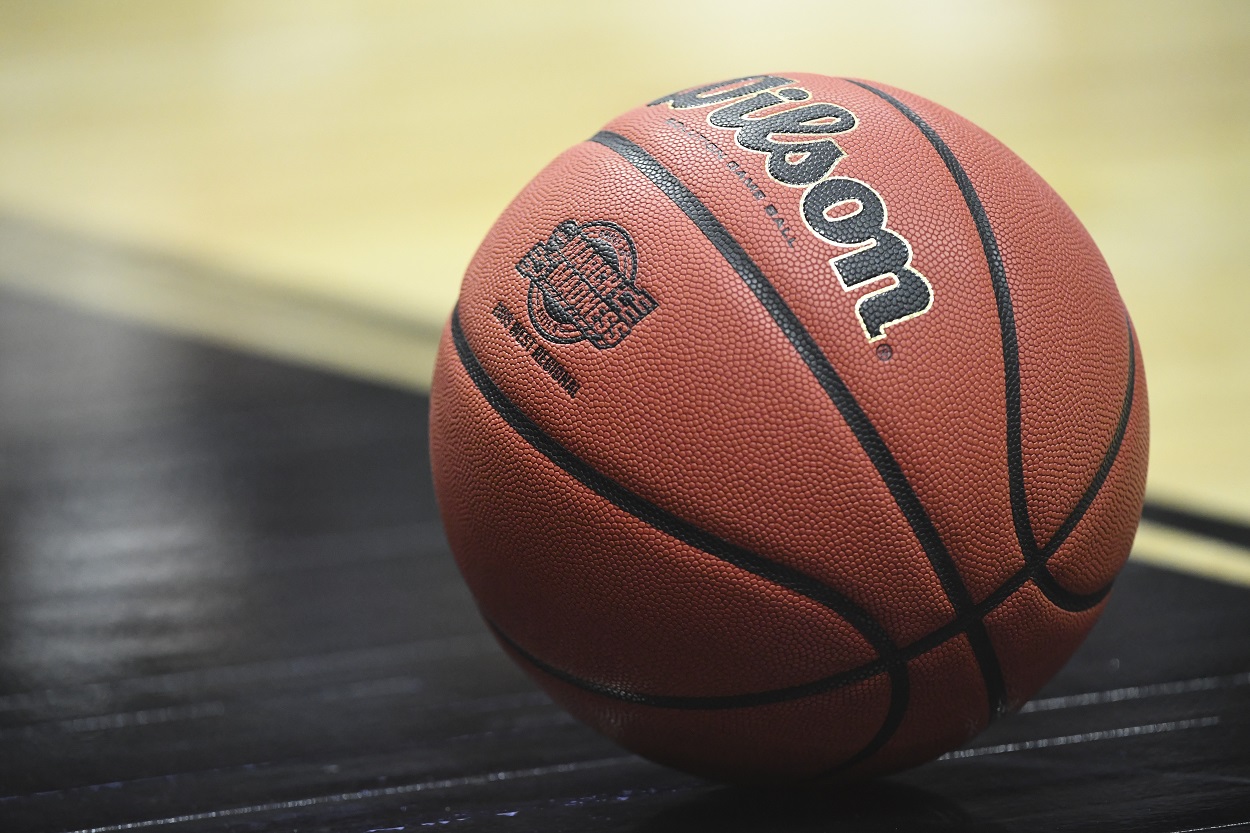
(515, 220), (658, 349)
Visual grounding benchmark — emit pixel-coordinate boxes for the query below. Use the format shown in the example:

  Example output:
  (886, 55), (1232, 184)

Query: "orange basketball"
(429, 73), (1148, 782)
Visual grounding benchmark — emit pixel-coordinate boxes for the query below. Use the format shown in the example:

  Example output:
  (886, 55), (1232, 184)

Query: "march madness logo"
(515, 220), (657, 349)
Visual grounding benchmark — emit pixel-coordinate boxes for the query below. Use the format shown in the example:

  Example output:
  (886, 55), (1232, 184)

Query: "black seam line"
(453, 306), (911, 767)
(826, 667), (909, 772)
(490, 618), (894, 710)
(846, 83), (1137, 625)
(1040, 323), (1137, 564)
(1034, 568), (1113, 612)
(449, 308), (908, 694)
(844, 80), (1038, 565)
(488, 511), (1112, 713)
(1029, 322), (1137, 610)
(589, 128), (1007, 721)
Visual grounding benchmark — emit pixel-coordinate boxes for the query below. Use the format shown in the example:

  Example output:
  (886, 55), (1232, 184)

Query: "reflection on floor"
(0, 1), (1248, 518)
(0, 290), (1248, 832)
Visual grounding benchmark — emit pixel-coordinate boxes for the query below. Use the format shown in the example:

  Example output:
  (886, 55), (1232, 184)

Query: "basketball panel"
(874, 82), (1138, 550)
(1042, 326), (1150, 594)
(431, 324), (890, 699)
(606, 74), (1028, 605)
(452, 138), (957, 647)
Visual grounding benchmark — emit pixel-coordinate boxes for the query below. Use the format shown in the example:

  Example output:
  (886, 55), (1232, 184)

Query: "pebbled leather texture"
(429, 73), (1149, 782)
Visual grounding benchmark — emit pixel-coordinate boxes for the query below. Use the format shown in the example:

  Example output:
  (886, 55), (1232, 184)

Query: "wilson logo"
(651, 75), (933, 342)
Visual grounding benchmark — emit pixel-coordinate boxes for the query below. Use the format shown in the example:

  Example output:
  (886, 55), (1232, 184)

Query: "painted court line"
(11, 666), (1245, 743)
(59, 757), (636, 833)
(56, 717), (1224, 831)
(938, 716), (1220, 760)
(1133, 521), (1250, 589)
(1021, 672), (1250, 713)
(0, 634), (498, 715)
(0, 214), (443, 391)
(0, 702), (226, 740)
(1165, 823), (1250, 833)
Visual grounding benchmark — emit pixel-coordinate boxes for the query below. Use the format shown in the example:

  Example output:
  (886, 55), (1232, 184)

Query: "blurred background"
(0, 3), (1248, 831)
(2, 0), (1247, 525)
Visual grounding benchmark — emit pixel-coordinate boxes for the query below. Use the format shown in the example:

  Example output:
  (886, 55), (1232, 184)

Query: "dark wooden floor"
(0, 289), (1247, 833)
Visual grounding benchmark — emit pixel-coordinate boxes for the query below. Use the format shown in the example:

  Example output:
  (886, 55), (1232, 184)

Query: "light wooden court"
(2, 0), (1247, 583)
(2, 0), (1249, 614)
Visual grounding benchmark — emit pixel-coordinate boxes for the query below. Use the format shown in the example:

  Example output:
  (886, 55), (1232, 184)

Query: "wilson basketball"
(429, 73), (1148, 782)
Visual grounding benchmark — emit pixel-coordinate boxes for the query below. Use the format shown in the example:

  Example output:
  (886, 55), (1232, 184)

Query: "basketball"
(429, 73), (1149, 782)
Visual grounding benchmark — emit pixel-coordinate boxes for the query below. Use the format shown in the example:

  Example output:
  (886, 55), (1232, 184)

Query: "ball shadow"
(632, 779), (1007, 833)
